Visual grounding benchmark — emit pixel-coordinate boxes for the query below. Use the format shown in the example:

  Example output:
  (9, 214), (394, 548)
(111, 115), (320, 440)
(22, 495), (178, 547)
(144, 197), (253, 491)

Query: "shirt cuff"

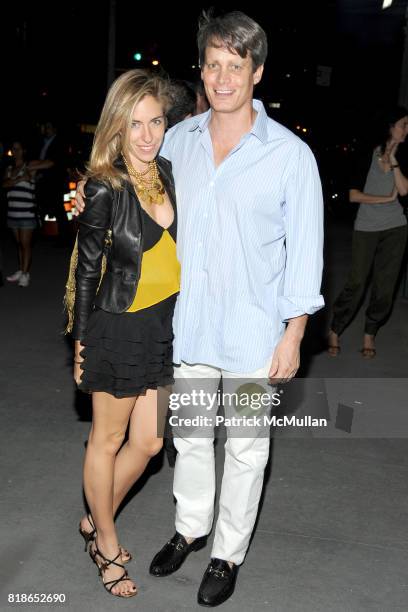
(277, 295), (325, 323)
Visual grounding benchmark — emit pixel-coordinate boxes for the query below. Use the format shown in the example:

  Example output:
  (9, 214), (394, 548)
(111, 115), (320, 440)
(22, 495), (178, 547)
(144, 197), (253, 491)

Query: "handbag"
(63, 185), (119, 334)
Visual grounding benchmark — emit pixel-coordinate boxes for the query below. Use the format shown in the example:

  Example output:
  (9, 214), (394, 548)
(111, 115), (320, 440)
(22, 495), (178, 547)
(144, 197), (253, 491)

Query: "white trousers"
(171, 359), (273, 565)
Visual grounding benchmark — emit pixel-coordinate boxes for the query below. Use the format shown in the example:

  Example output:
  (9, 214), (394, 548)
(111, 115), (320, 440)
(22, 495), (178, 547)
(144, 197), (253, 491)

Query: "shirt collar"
(188, 108), (211, 133)
(188, 99), (269, 144)
(250, 99), (269, 144)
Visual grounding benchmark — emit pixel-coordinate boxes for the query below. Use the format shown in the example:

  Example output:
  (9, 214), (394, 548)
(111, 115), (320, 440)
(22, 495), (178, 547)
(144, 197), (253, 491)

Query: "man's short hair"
(197, 10), (268, 71)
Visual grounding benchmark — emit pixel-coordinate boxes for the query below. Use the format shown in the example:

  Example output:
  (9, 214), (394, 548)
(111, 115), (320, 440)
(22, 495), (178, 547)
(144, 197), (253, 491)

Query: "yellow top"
(127, 229), (180, 312)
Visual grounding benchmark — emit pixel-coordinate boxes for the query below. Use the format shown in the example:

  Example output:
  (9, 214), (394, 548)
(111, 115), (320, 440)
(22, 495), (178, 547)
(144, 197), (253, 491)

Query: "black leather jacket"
(72, 156), (175, 341)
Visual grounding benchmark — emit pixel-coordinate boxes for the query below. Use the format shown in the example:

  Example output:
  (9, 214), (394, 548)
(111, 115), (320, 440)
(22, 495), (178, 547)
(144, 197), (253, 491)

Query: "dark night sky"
(1, 1), (407, 147)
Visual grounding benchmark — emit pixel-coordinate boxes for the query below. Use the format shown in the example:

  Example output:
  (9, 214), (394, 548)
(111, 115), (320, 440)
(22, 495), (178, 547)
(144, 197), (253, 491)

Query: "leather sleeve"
(71, 180), (113, 341)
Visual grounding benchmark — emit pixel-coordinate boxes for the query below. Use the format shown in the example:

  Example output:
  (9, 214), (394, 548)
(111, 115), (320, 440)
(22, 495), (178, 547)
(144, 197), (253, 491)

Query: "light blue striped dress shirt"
(161, 99), (324, 373)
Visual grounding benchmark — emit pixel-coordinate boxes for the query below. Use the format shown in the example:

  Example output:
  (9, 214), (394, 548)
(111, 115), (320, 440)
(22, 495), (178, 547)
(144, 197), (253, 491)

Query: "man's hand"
(73, 180), (86, 216)
(268, 314), (308, 383)
(269, 335), (300, 383)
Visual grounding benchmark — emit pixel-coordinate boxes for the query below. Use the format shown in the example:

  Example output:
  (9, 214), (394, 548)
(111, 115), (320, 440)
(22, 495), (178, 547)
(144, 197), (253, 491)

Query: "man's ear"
(253, 64), (264, 86)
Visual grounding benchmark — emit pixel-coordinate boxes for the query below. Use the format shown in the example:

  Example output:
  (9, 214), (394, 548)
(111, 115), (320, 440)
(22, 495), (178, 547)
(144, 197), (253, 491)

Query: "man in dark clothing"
(29, 121), (70, 245)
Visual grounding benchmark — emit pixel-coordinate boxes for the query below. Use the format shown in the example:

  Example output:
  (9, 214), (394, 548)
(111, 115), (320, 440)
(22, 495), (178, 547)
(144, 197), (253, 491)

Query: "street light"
(382, 0), (393, 8)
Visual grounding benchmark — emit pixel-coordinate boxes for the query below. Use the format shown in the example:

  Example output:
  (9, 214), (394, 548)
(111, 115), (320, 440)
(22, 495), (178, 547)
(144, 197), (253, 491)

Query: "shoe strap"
(208, 559), (232, 578)
(87, 514), (96, 531)
(209, 567), (226, 578)
(95, 546), (124, 571)
(170, 532), (187, 549)
(104, 570), (130, 592)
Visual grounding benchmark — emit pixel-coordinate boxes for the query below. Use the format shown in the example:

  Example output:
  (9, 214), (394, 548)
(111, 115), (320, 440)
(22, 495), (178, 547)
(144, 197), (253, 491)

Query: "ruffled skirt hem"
(77, 295), (176, 398)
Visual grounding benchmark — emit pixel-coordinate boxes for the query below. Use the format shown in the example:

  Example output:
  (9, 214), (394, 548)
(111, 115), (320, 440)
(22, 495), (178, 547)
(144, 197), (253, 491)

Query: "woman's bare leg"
(111, 387), (168, 515)
(361, 333), (376, 358)
(19, 229), (34, 273)
(83, 391), (137, 596)
(80, 388), (168, 563)
(11, 229), (22, 270)
(327, 329), (340, 357)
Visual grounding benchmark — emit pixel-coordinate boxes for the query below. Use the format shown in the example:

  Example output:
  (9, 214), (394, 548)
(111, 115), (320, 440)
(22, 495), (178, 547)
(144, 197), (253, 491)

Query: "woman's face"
(12, 142), (24, 159)
(126, 95), (166, 171)
(390, 115), (408, 144)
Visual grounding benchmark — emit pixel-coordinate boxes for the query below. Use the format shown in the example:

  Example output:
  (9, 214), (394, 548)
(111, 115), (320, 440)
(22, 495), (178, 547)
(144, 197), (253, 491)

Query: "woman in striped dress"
(3, 141), (37, 287)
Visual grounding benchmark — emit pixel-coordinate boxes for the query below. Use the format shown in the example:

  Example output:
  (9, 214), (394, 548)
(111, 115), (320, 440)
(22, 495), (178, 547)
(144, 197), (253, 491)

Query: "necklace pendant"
(149, 188), (165, 205)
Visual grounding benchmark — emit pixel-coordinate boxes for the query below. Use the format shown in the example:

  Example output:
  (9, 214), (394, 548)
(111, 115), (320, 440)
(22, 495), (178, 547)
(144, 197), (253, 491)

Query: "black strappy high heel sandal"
(78, 514), (132, 562)
(78, 514), (96, 552)
(90, 544), (138, 598)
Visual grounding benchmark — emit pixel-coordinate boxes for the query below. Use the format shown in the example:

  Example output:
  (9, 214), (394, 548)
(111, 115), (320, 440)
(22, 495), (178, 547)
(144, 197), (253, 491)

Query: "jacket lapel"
(157, 156), (177, 210)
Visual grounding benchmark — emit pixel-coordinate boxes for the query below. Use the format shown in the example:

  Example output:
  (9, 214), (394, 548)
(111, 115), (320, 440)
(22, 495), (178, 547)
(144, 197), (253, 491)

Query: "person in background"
(0, 140), (5, 287)
(3, 140), (37, 287)
(328, 106), (408, 358)
(167, 80), (197, 128)
(193, 79), (209, 114)
(29, 120), (70, 246)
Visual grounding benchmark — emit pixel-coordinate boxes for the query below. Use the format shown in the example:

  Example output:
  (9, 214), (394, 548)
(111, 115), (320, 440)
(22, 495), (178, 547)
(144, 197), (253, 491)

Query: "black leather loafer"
(197, 558), (239, 607)
(149, 531), (208, 577)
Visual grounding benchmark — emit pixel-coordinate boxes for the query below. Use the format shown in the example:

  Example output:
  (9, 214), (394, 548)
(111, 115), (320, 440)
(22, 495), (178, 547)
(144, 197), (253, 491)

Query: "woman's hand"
(74, 340), (84, 385)
(389, 142), (399, 166)
(74, 360), (83, 386)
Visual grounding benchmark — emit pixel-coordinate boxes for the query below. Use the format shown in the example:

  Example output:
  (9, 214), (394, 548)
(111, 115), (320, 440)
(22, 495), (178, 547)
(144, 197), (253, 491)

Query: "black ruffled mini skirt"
(78, 294), (176, 398)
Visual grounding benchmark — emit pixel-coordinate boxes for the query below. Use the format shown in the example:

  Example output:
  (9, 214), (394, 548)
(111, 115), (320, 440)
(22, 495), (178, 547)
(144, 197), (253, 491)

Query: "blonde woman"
(71, 70), (179, 597)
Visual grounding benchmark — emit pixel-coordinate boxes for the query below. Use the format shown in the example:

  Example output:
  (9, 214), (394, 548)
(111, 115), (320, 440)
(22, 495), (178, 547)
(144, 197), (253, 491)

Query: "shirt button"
(209, 181), (214, 188)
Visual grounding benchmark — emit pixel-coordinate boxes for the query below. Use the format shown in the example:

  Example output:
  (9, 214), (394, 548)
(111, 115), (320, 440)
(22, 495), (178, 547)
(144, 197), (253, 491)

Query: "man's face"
(201, 44), (263, 115)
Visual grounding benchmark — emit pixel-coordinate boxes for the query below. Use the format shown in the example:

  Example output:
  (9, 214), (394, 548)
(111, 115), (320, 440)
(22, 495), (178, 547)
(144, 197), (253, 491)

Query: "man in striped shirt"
(149, 11), (324, 607)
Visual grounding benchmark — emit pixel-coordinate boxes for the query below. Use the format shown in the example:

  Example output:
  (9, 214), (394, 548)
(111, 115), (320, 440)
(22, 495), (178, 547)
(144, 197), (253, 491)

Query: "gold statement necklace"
(122, 154), (165, 205)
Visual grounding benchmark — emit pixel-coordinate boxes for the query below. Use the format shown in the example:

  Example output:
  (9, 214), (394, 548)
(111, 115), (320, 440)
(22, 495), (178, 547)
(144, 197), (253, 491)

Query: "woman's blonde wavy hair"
(85, 69), (171, 189)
